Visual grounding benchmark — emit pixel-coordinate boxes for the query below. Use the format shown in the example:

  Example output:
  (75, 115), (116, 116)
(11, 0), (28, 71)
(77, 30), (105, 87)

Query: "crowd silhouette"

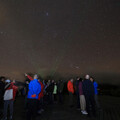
(0, 74), (100, 120)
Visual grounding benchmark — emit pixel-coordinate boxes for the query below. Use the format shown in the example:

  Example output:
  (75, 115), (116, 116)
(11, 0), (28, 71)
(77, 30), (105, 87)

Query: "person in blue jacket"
(26, 74), (41, 120)
(90, 77), (100, 110)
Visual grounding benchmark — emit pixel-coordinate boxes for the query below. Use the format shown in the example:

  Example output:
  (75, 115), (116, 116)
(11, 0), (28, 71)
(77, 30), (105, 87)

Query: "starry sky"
(0, 0), (120, 84)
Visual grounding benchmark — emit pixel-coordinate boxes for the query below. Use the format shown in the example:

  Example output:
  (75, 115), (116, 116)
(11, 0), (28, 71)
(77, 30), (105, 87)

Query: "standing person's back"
(82, 75), (96, 117)
(93, 81), (98, 95)
(82, 79), (94, 96)
(67, 79), (74, 107)
(67, 80), (74, 94)
(26, 74), (41, 120)
(48, 80), (54, 104)
(2, 79), (18, 120)
(58, 80), (64, 93)
(37, 80), (45, 114)
(0, 77), (5, 113)
(57, 80), (64, 103)
(78, 78), (88, 115)
(27, 79), (41, 99)
(53, 83), (57, 102)
(90, 77), (100, 110)
(75, 77), (80, 109)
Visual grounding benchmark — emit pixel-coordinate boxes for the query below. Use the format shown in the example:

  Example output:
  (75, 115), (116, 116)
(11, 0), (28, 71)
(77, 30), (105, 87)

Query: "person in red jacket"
(37, 80), (44, 114)
(2, 79), (18, 120)
(67, 78), (74, 107)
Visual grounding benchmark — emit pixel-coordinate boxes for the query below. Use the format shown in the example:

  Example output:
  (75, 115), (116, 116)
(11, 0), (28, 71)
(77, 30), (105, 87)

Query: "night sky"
(0, 0), (120, 84)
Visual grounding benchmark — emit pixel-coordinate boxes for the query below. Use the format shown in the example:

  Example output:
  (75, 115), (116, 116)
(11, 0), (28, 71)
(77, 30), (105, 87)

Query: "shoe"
(82, 111), (88, 115)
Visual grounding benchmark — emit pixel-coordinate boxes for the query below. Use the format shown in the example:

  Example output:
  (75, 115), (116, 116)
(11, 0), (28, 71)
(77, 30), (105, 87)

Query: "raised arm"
(25, 73), (33, 80)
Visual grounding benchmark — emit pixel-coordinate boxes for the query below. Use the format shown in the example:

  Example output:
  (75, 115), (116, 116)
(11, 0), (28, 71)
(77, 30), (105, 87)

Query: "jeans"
(3, 100), (13, 118)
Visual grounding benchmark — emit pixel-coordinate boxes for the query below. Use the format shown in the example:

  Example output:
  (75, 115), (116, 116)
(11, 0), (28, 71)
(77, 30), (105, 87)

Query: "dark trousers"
(85, 95), (96, 116)
(26, 99), (38, 120)
(3, 100), (13, 118)
(58, 92), (63, 103)
(38, 97), (44, 111)
(69, 92), (73, 106)
(24, 96), (28, 110)
(48, 92), (53, 104)
(0, 98), (4, 112)
(53, 94), (57, 102)
(94, 95), (100, 109)
(76, 93), (80, 108)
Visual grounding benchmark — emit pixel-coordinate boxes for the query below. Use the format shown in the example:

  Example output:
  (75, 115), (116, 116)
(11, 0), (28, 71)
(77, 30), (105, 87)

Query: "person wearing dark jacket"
(75, 77), (80, 109)
(0, 77), (5, 114)
(24, 80), (29, 110)
(78, 78), (88, 115)
(57, 80), (64, 103)
(82, 75), (96, 117)
(48, 80), (54, 104)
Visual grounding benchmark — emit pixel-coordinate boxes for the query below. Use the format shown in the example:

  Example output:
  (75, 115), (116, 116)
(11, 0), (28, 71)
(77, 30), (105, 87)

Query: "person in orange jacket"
(67, 78), (74, 107)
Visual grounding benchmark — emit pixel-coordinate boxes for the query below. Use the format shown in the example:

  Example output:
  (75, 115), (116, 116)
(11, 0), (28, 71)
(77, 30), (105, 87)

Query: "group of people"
(0, 74), (100, 120)
(67, 75), (100, 117)
(23, 73), (65, 120)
